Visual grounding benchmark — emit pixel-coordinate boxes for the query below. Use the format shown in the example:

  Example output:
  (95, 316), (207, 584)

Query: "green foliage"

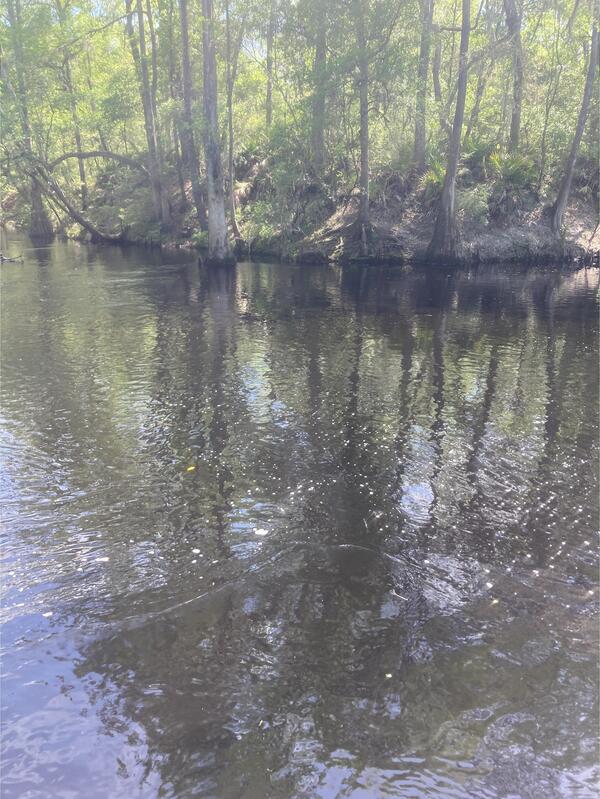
(0, 0), (594, 240)
(463, 140), (497, 181)
(242, 200), (280, 244)
(489, 152), (537, 191)
(265, 122), (311, 197)
(191, 230), (209, 249)
(457, 186), (489, 225)
(419, 161), (446, 207)
(571, 155), (599, 202)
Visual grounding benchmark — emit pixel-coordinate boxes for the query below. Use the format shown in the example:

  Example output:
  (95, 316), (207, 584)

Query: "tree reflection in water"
(1, 239), (598, 798)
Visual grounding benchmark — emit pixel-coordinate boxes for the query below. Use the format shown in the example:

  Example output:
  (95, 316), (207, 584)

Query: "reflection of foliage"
(3, 250), (597, 794)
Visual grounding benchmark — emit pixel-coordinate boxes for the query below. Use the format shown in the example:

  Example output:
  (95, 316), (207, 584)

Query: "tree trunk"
(266, 1), (275, 129)
(432, 36), (452, 138)
(6, 0), (53, 239)
(427, 0), (470, 259)
(463, 57), (489, 145)
(537, 18), (562, 190)
(173, 123), (187, 209)
(310, 6), (327, 172)
(201, 0), (232, 264)
(144, 0), (172, 223)
(503, 0), (523, 152)
(29, 178), (54, 239)
(53, 1), (88, 207)
(85, 49), (109, 150)
(145, 0), (159, 123)
(164, 0), (187, 209)
(178, 0), (208, 228)
(353, 0), (369, 254)
(432, 37), (442, 102)
(414, 0), (434, 170)
(225, 0), (243, 239)
(62, 55), (88, 209)
(125, 0), (168, 225)
(552, 24), (598, 235)
(36, 164), (122, 242)
(139, 0), (170, 224)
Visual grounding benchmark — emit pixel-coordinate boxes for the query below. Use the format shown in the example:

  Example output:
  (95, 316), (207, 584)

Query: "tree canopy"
(1, 0), (597, 260)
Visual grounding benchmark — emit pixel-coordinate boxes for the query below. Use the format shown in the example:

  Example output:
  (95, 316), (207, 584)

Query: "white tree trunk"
(202, 0), (232, 263)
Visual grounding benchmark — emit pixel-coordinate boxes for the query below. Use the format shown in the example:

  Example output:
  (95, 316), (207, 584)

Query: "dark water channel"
(1, 234), (598, 798)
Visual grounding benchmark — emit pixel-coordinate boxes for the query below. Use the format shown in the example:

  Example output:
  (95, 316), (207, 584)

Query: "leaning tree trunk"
(414, 0), (434, 170)
(39, 151), (149, 238)
(463, 56), (490, 145)
(201, 0), (232, 264)
(178, 0), (208, 228)
(353, 0), (370, 255)
(503, 0), (523, 152)
(552, 24), (598, 235)
(6, 0), (53, 239)
(427, 0), (470, 260)
(34, 162), (122, 242)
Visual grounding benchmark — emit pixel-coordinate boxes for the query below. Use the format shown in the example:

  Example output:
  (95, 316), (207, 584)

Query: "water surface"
(1, 234), (598, 798)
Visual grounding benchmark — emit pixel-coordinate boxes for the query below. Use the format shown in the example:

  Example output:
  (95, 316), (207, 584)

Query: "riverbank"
(2, 162), (598, 267)
(293, 194), (600, 266)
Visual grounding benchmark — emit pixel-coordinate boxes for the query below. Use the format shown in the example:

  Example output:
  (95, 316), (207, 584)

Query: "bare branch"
(47, 150), (149, 175)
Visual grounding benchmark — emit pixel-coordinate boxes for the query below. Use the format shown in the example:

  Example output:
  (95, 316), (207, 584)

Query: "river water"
(1, 233), (598, 798)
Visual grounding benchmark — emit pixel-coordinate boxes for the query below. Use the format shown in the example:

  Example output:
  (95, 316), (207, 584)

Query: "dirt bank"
(294, 194), (599, 266)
